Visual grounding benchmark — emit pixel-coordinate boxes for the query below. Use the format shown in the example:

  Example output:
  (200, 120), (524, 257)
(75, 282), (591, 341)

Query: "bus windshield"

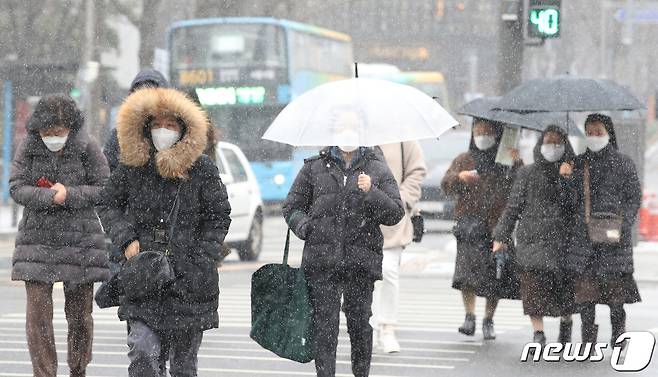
(206, 106), (292, 162)
(171, 24), (286, 69)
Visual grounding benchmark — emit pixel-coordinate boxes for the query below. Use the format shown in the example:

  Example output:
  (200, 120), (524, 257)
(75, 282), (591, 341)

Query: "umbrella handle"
(283, 228), (291, 266)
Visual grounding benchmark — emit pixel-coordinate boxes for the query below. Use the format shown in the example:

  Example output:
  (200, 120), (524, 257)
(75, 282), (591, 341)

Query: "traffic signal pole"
(497, 0), (525, 94)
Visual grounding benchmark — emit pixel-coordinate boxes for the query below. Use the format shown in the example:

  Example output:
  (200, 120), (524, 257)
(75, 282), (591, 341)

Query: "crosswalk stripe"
(0, 282), (531, 376)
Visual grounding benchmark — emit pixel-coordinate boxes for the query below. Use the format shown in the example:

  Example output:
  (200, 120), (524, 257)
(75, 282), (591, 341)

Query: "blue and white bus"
(167, 18), (354, 202)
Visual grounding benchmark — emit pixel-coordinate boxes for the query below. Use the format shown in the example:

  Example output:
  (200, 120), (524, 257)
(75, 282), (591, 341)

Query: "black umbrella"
(494, 77), (645, 113)
(458, 97), (584, 136)
(458, 97), (501, 119)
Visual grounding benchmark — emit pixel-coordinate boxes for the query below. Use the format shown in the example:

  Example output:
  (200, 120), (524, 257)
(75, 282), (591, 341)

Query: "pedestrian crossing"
(0, 279), (533, 377)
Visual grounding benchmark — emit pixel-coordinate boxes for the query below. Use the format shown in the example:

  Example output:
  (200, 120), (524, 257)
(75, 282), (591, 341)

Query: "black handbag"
(452, 215), (489, 242)
(401, 142), (425, 243)
(584, 161), (623, 245)
(117, 184), (182, 301)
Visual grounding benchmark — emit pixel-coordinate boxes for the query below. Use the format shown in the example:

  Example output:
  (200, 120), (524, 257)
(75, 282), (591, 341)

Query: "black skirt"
(452, 237), (520, 300)
(520, 270), (576, 317)
(573, 270), (641, 305)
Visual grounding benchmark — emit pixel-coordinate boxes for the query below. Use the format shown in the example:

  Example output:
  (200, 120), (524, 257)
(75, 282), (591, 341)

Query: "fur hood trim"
(116, 88), (208, 179)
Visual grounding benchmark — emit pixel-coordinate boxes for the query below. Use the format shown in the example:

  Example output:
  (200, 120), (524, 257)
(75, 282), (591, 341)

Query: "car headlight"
(273, 174), (286, 186)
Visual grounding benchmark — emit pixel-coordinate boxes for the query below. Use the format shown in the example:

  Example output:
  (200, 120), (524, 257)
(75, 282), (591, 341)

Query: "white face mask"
(586, 135), (610, 152)
(339, 145), (358, 153)
(42, 136), (68, 152)
(151, 128), (181, 151)
(474, 135), (496, 151)
(336, 128), (360, 153)
(540, 143), (565, 162)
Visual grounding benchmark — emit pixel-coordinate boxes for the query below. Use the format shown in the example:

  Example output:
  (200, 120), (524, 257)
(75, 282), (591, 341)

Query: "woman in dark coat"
(441, 118), (522, 340)
(10, 94), (110, 377)
(566, 113), (641, 346)
(493, 125), (577, 346)
(283, 142), (404, 377)
(97, 88), (231, 377)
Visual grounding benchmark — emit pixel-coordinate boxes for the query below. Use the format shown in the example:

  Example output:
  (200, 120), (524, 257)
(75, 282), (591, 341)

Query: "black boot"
(611, 321), (627, 350)
(582, 324), (599, 345)
(558, 319), (573, 344)
(533, 331), (547, 346)
(610, 305), (627, 350)
(482, 318), (496, 340)
(458, 313), (476, 336)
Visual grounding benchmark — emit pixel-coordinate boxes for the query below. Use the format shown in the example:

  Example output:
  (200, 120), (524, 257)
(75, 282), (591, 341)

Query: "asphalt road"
(0, 217), (656, 376)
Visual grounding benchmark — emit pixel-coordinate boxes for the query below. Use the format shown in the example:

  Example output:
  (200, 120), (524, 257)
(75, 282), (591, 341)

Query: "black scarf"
(469, 120), (505, 174)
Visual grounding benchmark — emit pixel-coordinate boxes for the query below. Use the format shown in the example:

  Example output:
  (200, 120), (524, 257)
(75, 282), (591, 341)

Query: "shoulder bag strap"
(283, 228), (291, 266)
(584, 161), (591, 225)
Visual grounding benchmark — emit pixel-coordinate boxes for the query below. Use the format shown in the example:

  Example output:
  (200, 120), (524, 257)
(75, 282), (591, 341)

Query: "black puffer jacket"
(11, 95), (110, 284)
(283, 147), (404, 280)
(565, 144), (641, 274)
(98, 88), (231, 331)
(494, 126), (577, 272)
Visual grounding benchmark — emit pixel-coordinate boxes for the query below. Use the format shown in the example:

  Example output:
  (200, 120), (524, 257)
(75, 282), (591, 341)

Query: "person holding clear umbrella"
(441, 118), (522, 340)
(282, 110), (405, 377)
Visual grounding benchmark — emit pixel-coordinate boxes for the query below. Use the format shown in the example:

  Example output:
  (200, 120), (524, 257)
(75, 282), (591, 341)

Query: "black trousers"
(306, 269), (376, 377)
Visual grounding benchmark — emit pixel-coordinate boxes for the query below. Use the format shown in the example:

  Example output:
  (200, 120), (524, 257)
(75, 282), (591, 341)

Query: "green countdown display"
(528, 0), (561, 38)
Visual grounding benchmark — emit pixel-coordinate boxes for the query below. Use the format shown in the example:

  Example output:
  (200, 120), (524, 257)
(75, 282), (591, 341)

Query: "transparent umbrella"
(262, 78), (458, 147)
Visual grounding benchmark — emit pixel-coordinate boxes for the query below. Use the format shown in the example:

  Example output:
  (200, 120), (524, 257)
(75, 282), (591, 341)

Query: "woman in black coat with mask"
(98, 88), (231, 377)
(493, 126), (578, 346)
(566, 114), (641, 347)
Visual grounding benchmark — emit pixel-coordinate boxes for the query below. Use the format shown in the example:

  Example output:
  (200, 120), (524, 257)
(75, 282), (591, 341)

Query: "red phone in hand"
(36, 176), (54, 188)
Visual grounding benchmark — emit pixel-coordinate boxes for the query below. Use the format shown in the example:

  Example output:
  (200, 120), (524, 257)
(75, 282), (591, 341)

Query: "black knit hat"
(26, 94), (83, 133)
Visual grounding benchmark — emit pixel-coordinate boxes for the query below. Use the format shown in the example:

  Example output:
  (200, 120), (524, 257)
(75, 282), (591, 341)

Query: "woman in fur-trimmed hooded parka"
(97, 88), (231, 377)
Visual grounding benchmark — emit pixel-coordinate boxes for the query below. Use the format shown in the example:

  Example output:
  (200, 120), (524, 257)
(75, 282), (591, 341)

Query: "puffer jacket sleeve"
(9, 140), (57, 210)
(364, 161), (405, 226)
(283, 161), (314, 240)
(196, 157), (232, 260)
(65, 140), (110, 209)
(494, 166), (530, 242)
(97, 165), (138, 254)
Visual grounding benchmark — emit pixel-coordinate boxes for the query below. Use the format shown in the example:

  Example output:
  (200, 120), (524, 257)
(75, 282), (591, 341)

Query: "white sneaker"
(380, 325), (401, 353)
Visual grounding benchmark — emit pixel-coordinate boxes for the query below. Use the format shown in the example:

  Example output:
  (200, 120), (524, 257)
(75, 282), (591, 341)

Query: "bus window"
(171, 24), (286, 69)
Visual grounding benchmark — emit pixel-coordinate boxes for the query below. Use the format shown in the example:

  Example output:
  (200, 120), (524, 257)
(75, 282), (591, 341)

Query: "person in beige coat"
(371, 141), (427, 353)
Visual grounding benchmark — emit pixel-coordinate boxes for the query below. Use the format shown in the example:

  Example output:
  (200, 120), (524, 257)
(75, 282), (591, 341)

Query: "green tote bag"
(250, 229), (315, 363)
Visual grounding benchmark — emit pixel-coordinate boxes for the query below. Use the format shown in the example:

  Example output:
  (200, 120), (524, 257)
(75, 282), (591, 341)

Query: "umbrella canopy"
(458, 97), (584, 136)
(494, 77), (645, 113)
(262, 78), (458, 147)
(458, 97), (501, 119)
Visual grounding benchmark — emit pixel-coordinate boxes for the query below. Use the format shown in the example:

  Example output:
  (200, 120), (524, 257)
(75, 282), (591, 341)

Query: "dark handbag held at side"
(584, 161), (623, 245)
(117, 184), (182, 301)
(401, 142), (425, 243)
